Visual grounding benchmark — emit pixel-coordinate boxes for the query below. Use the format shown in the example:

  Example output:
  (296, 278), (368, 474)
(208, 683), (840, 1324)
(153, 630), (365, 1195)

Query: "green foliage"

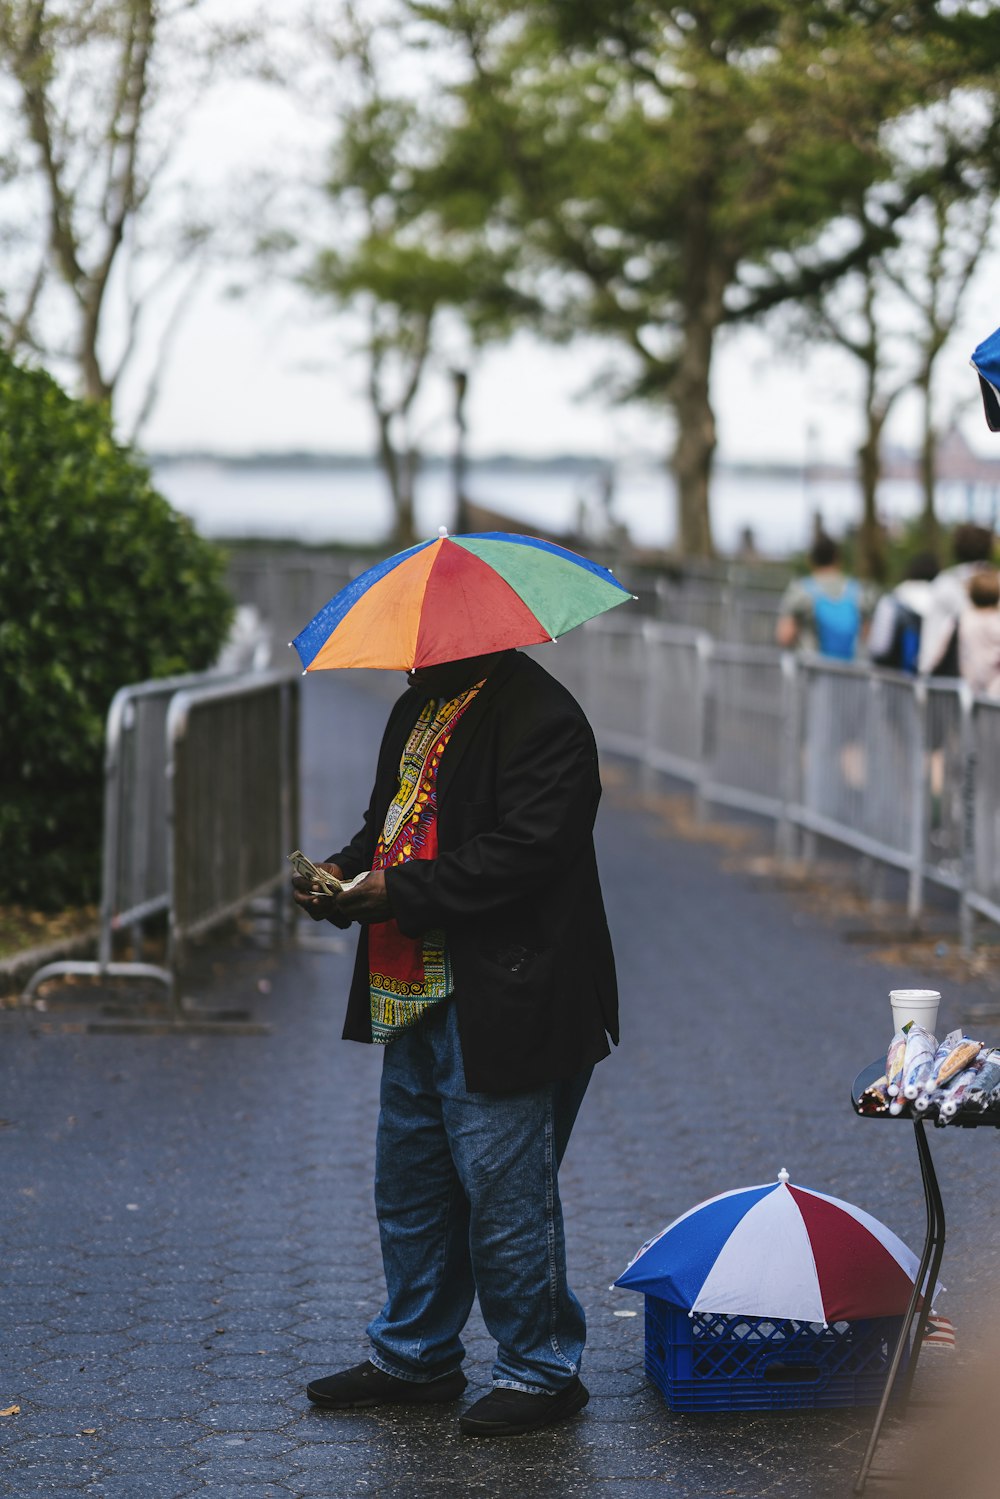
(0, 350), (234, 909)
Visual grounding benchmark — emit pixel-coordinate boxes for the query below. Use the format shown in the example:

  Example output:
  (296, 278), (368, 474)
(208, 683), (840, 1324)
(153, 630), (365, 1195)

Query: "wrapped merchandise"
(938, 1060), (987, 1121)
(886, 1030), (908, 1098)
(913, 1031), (962, 1111)
(928, 1055), (987, 1121)
(901, 1025), (937, 1100)
(858, 1074), (891, 1115)
(923, 1030), (963, 1091)
(960, 1049), (1000, 1112)
(932, 1037), (983, 1089)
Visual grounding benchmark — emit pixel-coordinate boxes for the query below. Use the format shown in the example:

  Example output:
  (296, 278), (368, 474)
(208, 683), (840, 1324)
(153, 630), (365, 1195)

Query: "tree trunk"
(670, 228), (727, 559)
(395, 447), (419, 552)
(452, 367), (472, 533)
(916, 368), (940, 553)
(375, 408), (406, 548)
(857, 402), (888, 583)
(79, 309), (112, 405)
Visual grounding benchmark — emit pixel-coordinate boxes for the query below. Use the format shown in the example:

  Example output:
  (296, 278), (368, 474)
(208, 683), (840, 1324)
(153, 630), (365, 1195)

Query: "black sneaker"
(459, 1377), (589, 1437)
(307, 1360), (467, 1409)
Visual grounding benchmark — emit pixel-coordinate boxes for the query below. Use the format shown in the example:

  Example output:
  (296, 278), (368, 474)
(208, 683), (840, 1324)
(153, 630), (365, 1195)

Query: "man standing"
(293, 647), (618, 1438)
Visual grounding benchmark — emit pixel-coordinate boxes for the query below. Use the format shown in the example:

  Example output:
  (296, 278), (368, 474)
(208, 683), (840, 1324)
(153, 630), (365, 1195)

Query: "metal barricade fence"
(642, 623), (706, 785)
(226, 552), (355, 665)
(167, 671), (299, 980)
(23, 669), (299, 1012)
(702, 643), (788, 821)
(968, 697), (1000, 935)
(563, 615), (995, 950)
(579, 617), (652, 763)
(728, 597), (784, 647)
(795, 662), (916, 863)
(22, 673), (220, 1001)
(923, 680), (968, 894)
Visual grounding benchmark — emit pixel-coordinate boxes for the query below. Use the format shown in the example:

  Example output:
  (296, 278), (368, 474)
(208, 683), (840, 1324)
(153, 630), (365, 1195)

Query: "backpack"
(870, 596), (922, 673)
(805, 577), (861, 660)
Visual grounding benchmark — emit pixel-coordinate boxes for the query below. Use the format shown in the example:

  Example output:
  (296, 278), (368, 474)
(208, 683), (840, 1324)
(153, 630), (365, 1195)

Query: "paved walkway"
(3, 669), (1000, 1498)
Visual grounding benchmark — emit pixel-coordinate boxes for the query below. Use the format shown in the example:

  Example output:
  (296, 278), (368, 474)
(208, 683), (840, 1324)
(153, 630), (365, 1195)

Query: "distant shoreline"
(148, 449), (848, 482)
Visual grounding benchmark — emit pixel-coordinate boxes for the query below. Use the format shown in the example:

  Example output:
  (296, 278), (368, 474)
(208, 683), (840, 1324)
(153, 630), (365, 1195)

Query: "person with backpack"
(775, 534), (874, 659)
(867, 551), (940, 674)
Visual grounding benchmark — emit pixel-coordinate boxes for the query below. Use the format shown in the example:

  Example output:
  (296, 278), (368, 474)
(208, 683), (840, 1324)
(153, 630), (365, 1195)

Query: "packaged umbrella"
(961, 1049), (1000, 1112)
(886, 1029), (908, 1097)
(927, 1055), (987, 1121)
(938, 1059), (988, 1122)
(901, 1024), (937, 1100)
(933, 1037), (983, 1089)
(858, 1074), (891, 1115)
(914, 1030), (964, 1110)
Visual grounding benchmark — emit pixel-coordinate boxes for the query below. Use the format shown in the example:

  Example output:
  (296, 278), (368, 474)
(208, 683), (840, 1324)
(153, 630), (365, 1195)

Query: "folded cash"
(288, 849), (369, 895)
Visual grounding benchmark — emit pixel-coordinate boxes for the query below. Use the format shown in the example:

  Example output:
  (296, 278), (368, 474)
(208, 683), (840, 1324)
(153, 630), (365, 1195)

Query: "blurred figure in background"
(917, 523), (996, 676)
(958, 567), (1000, 699)
(893, 1313), (1000, 1499)
(775, 534), (874, 659)
(867, 551), (940, 674)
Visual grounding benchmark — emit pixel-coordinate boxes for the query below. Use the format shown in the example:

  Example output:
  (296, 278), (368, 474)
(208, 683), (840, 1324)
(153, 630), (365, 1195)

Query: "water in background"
(152, 456), (993, 556)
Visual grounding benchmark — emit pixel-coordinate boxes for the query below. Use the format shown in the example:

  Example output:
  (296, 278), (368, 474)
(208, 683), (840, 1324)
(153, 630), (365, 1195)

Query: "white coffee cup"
(890, 989), (940, 1035)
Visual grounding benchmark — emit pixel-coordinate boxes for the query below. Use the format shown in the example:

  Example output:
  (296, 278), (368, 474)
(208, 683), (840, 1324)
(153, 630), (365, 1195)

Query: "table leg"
(853, 1119), (946, 1495)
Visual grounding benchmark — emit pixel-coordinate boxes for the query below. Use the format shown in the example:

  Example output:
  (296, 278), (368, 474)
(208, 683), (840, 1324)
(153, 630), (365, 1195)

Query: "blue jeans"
(366, 1001), (591, 1393)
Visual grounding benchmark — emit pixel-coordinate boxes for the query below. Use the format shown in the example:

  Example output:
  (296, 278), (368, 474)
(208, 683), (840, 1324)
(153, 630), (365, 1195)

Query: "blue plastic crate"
(644, 1296), (907, 1412)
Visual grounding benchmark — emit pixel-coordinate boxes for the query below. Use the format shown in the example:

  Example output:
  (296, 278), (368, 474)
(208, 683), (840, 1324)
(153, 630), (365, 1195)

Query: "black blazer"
(331, 651), (619, 1093)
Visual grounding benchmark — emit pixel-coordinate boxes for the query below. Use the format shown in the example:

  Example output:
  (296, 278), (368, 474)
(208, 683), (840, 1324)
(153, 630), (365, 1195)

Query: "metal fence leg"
(960, 688), (976, 957)
(693, 634), (712, 825)
(776, 653), (798, 862)
(907, 679), (928, 928)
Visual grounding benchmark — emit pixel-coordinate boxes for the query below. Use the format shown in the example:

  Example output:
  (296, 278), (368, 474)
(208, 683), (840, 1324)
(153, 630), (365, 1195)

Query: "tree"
(412, 0), (1000, 557)
(884, 110), (999, 549)
(0, 348), (233, 909)
(301, 4), (530, 550)
(0, 0), (249, 429)
(778, 99), (1000, 575)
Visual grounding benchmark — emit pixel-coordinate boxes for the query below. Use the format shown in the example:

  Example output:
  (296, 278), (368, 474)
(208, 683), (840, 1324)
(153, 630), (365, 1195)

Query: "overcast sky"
(116, 16), (1000, 469)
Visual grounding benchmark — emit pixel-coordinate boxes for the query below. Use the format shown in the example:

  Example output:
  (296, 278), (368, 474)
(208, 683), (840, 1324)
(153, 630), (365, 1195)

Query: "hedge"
(0, 350), (234, 909)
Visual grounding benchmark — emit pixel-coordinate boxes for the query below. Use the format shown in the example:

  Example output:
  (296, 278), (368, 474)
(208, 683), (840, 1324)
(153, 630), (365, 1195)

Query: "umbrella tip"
(438, 525), (449, 539)
(777, 1166), (790, 1184)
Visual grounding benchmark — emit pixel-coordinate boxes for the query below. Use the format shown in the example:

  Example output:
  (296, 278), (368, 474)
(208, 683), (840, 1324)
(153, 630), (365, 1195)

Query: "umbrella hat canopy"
(291, 530), (634, 672)
(615, 1174), (940, 1324)
(971, 325), (1000, 432)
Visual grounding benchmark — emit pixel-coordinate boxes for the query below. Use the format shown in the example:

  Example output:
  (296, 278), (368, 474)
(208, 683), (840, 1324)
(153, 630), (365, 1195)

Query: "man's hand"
(336, 869), (392, 924)
(292, 861), (352, 929)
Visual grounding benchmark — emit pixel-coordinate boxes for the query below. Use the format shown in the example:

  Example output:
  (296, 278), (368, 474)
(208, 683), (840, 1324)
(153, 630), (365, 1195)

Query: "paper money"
(288, 849), (369, 895)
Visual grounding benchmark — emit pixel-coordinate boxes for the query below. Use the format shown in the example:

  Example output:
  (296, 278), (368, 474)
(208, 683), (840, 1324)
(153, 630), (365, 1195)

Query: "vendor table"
(851, 1058), (1000, 1495)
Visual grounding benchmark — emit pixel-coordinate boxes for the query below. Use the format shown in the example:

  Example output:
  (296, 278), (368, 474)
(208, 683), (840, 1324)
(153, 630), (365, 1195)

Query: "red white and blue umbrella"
(615, 1171), (938, 1324)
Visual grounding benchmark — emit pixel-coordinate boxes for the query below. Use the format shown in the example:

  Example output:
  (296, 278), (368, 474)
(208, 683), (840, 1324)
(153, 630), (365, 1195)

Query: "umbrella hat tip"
(438, 525), (449, 538)
(777, 1166), (790, 1184)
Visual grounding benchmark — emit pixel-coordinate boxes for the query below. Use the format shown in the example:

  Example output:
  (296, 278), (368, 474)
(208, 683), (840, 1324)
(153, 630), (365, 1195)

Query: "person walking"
(958, 567), (1000, 699)
(292, 646), (618, 1438)
(867, 551), (940, 674)
(775, 534), (873, 659)
(917, 523), (996, 676)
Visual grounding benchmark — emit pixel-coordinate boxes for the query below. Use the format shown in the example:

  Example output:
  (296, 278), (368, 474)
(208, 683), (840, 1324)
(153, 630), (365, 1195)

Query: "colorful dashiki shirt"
(368, 681), (482, 1042)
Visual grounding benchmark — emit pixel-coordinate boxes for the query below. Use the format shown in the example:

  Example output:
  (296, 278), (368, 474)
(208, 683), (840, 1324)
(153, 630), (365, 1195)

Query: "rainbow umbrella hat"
(615, 1170), (941, 1324)
(291, 528), (635, 672)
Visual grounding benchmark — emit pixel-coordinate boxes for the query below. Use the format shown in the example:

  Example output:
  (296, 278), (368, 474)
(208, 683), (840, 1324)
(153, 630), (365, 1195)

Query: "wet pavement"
(3, 668), (1000, 1498)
